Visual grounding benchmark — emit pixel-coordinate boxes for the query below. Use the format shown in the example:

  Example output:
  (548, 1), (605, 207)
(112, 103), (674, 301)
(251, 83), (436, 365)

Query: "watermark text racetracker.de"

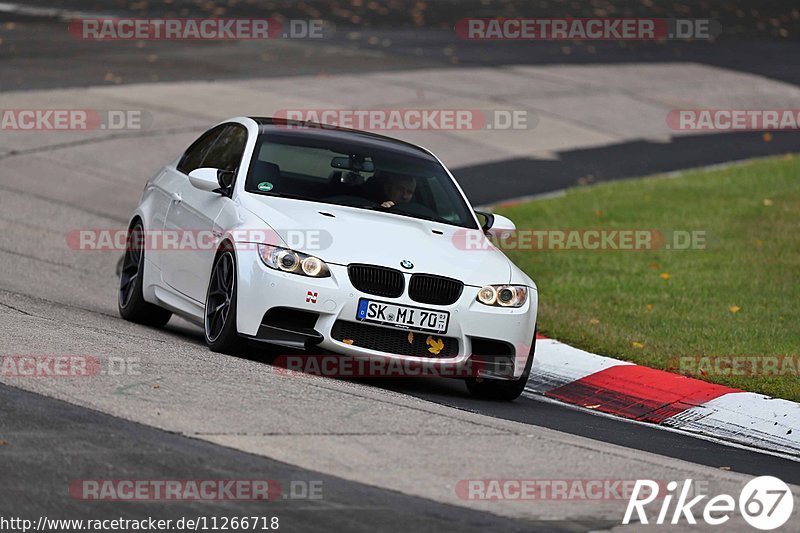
(671, 355), (800, 378)
(1, 109), (148, 131)
(456, 479), (673, 501)
(1, 355), (139, 377)
(270, 354), (522, 379)
(667, 109), (800, 131)
(68, 478), (322, 501)
(275, 108), (532, 131)
(67, 228), (331, 252)
(69, 18), (325, 40)
(453, 228), (709, 251)
(455, 18), (721, 40)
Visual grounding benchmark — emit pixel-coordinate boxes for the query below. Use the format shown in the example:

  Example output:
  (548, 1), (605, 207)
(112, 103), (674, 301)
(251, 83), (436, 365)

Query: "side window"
(202, 125), (248, 173)
(177, 126), (225, 175)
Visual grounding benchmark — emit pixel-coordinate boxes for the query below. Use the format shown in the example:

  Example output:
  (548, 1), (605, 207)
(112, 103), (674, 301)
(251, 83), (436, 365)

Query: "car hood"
(239, 195), (512, 286)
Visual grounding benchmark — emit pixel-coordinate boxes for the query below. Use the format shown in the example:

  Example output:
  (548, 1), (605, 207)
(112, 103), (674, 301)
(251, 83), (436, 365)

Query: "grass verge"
(497, 154), (800, 401)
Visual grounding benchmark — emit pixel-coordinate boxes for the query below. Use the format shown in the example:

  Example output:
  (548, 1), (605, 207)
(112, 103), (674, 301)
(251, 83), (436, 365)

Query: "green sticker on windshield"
(257, 181), (273, 192)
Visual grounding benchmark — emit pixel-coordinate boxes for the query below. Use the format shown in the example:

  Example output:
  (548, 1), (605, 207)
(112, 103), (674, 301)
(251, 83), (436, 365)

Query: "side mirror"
(476, 211), (516, 239)
(476, 211), (494, 232)
(491, 214), (516, 232)
(188, 167), (234, 193)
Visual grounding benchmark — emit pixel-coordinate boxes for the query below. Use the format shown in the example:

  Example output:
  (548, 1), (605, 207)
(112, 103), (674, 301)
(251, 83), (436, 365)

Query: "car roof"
(248, 117), (437, 161)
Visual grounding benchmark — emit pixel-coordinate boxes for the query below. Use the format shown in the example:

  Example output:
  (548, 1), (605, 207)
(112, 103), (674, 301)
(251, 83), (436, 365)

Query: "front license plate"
(356, 299), (449, 334)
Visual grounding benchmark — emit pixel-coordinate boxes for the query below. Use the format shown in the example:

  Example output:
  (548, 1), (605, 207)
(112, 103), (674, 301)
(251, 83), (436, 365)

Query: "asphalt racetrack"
(1, 1), (799, 530)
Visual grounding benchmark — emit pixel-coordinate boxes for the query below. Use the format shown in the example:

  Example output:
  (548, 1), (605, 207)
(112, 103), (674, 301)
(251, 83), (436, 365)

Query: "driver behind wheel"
(380, 172), (417, 208)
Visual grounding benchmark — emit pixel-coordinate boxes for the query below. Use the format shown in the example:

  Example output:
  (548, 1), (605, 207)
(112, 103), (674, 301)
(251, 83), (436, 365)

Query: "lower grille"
(409, 274), (463, 305)
(261, 307), (319, 330)
(348, 264), (404, 298)
(470, 337), (514, 356)
(331, 320), (459, 358)
(469, 338), (516, 378)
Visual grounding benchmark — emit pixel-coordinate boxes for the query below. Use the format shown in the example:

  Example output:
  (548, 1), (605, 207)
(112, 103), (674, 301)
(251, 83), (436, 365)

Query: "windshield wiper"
(256, 191), (314, 201)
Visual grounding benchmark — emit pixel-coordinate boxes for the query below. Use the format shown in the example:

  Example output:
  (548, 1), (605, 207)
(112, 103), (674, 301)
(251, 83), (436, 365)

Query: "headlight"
(258, 244), (330, 278)
(477, 286), (497, 305)
(301, 256), (325, 277)
(476, 285), (527, 308)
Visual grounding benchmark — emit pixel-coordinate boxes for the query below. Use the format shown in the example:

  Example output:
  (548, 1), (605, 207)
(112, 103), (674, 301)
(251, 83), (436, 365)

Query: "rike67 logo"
(624, 477), (794, 530)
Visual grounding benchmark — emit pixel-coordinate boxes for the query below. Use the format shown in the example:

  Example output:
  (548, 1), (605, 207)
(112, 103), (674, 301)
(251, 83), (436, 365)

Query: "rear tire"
(118, 222), (172, 327)
(204, 248), (243, 353)
(465, 328), (536, 401)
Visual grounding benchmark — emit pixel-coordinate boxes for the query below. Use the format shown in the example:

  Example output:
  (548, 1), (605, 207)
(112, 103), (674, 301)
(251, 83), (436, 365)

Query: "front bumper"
(235, 248), (538, 379)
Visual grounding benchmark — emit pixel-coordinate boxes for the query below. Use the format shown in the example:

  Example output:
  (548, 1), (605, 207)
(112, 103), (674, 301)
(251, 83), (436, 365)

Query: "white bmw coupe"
(119, 117), (538, 400)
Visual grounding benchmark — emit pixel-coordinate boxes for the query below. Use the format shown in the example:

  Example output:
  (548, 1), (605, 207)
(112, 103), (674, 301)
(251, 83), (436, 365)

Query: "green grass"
(497, 154), (800, 401)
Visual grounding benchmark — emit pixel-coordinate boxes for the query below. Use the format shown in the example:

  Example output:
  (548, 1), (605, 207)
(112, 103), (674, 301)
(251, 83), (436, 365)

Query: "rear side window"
(203, 125), (248, 172)
(177, 126), (225, 174)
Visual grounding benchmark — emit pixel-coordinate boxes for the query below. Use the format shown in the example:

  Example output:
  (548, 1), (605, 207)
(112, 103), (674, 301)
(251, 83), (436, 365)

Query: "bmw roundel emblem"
(400, 259), (414, 269)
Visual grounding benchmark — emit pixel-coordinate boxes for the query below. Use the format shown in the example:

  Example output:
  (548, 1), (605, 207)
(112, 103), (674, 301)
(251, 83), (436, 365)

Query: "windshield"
(244, 133), (478, 229)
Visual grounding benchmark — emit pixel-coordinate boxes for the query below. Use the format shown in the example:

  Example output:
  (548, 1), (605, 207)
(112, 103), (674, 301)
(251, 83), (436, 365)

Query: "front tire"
(118, 222), (172, 327)
(204, 248), (242, 353)
(465, 329), (536, 401)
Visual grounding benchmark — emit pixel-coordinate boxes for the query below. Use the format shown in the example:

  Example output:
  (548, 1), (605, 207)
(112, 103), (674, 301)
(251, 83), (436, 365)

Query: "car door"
(148, 126), (223, 274)
(162, 124), (247, 303)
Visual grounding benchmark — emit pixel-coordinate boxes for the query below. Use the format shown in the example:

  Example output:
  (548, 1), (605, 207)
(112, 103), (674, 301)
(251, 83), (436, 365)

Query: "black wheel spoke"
(205, 251), (235, 343)
(208, 287), (226, 299)
(119, 225), (143, 309)
(209, 312), (221, 337)
(120, 273), (136, 294)
(220, 257), (231, 290)
(122, 272), (139, 288)
(122, 280), (135, 303)
(215, 263), (227, 290)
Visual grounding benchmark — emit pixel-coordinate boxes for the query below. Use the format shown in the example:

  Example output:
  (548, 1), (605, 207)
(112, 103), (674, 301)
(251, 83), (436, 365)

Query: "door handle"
(170, 192), (182, 203)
